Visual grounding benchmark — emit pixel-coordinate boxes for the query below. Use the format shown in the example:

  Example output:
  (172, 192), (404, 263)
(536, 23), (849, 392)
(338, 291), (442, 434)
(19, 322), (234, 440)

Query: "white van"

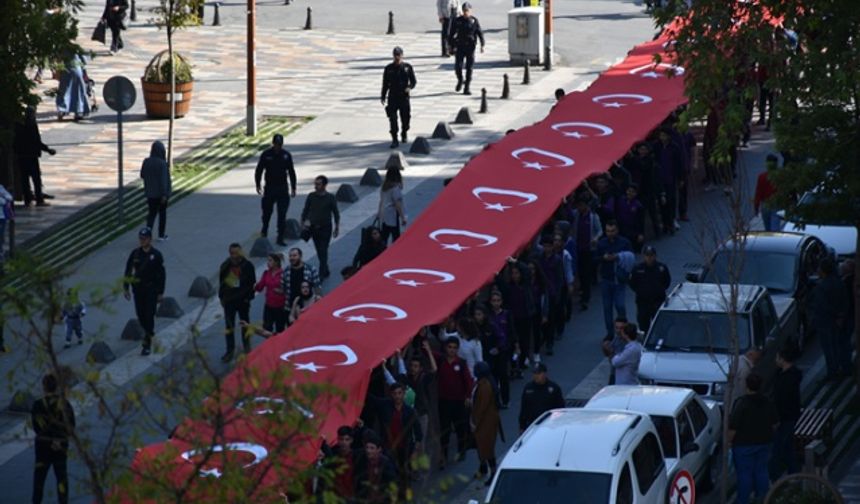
(472, 409), (668, 504)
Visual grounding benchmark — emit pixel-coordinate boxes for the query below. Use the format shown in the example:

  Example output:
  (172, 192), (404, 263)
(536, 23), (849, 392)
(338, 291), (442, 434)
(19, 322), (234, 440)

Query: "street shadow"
(87, 113), (150, 124)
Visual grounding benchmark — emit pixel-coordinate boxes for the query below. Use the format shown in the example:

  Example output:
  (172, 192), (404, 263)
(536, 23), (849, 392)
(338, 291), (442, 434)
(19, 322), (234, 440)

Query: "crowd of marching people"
(293, 104), (725, 502)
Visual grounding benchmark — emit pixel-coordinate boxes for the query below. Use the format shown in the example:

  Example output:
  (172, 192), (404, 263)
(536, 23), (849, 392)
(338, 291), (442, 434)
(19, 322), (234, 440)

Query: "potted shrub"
(141, 50), (193, 119)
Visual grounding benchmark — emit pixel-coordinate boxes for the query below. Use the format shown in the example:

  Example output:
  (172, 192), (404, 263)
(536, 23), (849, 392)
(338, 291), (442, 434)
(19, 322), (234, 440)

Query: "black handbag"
(300, 227), (312, 242)
(92, 21), (106, 44)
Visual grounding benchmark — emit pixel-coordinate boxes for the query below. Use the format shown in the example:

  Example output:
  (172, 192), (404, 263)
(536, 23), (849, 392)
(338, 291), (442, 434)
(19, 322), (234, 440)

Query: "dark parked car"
(687, 231), (830, 349)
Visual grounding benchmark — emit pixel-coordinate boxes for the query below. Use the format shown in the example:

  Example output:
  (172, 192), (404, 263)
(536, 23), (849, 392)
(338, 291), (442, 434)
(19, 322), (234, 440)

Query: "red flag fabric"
(127, 29), (688, 499)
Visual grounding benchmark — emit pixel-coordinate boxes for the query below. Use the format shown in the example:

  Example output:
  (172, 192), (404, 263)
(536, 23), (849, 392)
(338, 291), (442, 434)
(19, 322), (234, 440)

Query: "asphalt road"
(213, 0), (657, 67)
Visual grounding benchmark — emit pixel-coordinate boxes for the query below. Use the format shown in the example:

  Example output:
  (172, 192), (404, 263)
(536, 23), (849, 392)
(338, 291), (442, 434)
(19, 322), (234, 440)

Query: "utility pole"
(544, 0), (553, 70)
(246, 0), (257, 136)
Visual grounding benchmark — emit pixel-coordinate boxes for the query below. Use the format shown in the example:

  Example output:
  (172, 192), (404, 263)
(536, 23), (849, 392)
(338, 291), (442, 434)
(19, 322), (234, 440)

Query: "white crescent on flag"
(383, 268), (456, 287)
(510, 147), (575, 171)
(280, 344), (360, 372)
(181, 442), (269, 478)
(331, 303), (408, 323)
(550, 122), (615, 139)
(428, 228), (499, 252)
(628, 62), (685, 78)
(591, 93), (653, 108)
(471, 186), (539, 212)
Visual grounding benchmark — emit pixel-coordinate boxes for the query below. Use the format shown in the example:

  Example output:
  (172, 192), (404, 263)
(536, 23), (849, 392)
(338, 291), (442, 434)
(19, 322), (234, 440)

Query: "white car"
(584, 385), (722, 493)
(638, 283), (796, 403)
(780, 191), (856, 260)
(473, 409), (668, 504)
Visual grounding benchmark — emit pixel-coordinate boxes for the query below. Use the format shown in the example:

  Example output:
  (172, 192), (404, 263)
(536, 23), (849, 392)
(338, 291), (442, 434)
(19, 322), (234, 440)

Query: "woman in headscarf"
(471, 361), (500, 486)
(55, 51), (90, 121)
(140, 141), (171, 240)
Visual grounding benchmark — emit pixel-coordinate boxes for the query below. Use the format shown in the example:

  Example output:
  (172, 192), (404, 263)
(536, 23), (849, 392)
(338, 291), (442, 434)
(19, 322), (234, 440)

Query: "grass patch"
(13, 115), (310, 282)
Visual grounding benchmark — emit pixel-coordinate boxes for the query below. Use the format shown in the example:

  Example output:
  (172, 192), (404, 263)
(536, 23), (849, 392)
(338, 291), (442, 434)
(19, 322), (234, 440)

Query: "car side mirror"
(681, 441), (699, 456)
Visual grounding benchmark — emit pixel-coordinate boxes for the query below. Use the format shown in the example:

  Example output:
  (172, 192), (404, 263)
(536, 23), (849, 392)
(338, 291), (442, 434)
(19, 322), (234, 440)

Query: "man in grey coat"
(140, 141), (172, 240)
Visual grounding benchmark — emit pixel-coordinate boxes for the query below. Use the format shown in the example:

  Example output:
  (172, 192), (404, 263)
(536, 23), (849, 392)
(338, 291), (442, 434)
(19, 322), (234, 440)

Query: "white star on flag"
(200, 468), (223, 478)
(395, 279), (422, 287)
(441, 243), (467, 251)
(345, 315), (371, 323)
(641, 71), (660, 78)
(483, 202), (511, 212)
(564, 131), (587, 139)
(522, 161), (548, 171)
(294, 362), (324, 372)
(602, 102), (624, 108)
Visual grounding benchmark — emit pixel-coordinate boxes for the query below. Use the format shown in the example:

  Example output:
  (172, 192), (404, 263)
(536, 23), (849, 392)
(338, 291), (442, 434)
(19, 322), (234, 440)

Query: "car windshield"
(490, 469), (612, 504)
(704, 251), (797, 293)
(794, 192), (853, 225)
(644, 311), (751, 353)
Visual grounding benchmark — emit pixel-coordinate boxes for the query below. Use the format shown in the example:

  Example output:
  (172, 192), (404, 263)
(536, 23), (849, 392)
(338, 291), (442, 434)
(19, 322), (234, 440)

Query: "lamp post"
(247, 0), (257, 136)
(544, 0), (553, 70)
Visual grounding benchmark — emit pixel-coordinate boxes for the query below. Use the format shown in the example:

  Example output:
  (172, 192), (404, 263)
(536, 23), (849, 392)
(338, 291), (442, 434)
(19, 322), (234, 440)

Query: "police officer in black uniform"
(628, 245), (671, 333)
(448, 2), (485, 95)
(381, 46), (417, 148)
(123, 227), (166, 356)
(518, 363), (565, 432)
(255, 133), (297, 246)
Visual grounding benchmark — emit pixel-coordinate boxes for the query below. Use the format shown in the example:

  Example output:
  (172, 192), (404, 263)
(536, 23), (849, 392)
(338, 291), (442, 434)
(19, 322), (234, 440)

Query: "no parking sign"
(669, 469), (696, 504)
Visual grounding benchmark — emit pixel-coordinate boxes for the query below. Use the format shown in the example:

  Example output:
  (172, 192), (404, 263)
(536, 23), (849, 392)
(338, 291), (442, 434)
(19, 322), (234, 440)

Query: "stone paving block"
(121, 319), (145, 341)
(86, 341), (116, 364)
(335, 184), (359, 203)
(432, 121), (455, 140)
(360, 168), (382, 187)
(187, 276), (216, 299)
(250, 237), (274, 258)
(454, 107), (474, 125)
(384, 152), (409, 171)
(409, 137), (432, 155)
(156, 297), (184, 319)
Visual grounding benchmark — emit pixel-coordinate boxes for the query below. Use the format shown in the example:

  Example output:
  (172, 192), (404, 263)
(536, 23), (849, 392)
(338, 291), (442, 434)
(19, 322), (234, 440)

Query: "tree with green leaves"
(150, 0), (203, 169)
(654, 0), (860, 500)
(0, 0), (83, 195)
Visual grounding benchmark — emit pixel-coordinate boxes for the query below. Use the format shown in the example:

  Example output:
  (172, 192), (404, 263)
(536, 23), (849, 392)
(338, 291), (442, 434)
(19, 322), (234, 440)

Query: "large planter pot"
(141, 80), (194, 119)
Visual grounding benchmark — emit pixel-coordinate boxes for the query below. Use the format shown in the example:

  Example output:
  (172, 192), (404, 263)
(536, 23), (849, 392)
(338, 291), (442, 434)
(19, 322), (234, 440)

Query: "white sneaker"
(673, 220), (681, 231)
(534, 354), (541, 364)
(158, 235), (169, 242)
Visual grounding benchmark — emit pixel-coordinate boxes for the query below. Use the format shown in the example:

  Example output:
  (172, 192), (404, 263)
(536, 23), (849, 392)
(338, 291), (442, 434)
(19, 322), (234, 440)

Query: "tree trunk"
(853, 223), (860, 389)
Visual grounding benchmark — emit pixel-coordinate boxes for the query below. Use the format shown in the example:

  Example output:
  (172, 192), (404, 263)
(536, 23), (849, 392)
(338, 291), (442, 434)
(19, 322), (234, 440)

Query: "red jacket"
(255, 268), (286, 308)
(754, 172), (776, 213)
(435, 353), (474, 401)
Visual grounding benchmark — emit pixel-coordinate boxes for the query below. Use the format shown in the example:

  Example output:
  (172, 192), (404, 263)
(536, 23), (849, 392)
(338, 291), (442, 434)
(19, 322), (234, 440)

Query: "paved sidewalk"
(23, 0), (552, 246)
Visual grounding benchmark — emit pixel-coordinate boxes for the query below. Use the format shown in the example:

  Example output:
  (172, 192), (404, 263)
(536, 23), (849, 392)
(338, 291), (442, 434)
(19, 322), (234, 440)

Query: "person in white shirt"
(610, 323), (643, 385)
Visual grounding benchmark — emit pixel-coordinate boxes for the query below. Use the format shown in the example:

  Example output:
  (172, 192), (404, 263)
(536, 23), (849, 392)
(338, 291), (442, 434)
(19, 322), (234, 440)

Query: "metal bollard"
(522, 60), (531, 85)
(387, 11), (395, 35)
(480, 88), (488, 113)
(501, 73), (510, 99)
(130, 0), (137, 21)
(304, 6), (312, 30)
(212, 2), (221, 26)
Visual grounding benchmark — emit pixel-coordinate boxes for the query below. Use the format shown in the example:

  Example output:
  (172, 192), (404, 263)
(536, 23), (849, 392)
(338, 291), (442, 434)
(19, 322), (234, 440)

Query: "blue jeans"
(600, 280), (627, 334)
(761, 208), (781, 231)
(733, 444), (771, 504)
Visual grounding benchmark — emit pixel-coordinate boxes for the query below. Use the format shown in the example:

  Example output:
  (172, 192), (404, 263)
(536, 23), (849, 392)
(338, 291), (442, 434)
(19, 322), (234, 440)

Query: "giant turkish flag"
(128, 29), (687, 499)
